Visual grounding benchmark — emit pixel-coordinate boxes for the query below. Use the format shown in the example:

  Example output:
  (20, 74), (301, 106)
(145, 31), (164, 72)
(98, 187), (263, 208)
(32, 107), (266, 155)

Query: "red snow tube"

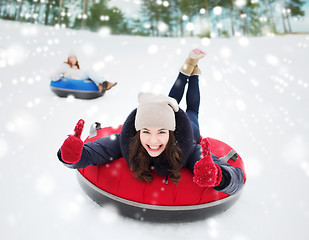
(77, 125), (246, 222)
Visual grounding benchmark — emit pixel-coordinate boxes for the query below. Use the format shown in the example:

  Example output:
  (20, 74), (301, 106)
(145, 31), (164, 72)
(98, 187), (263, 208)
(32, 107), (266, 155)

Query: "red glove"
(193, 138), (222, 187)
(60, 119), (85, 164)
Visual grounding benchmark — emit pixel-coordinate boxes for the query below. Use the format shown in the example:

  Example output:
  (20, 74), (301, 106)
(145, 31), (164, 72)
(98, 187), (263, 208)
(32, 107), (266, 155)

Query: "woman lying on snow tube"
(57, 49), (246, 222)
(50, 51), (117, 99)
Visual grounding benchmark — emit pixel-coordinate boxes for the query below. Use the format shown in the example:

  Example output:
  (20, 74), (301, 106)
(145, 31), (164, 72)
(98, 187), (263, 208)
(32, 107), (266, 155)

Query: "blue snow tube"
(50, 77), (104, 99)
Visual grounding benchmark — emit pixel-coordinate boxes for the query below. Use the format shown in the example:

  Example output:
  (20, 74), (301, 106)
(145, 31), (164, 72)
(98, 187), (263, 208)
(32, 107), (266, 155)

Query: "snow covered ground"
(1, 20), (309, 240)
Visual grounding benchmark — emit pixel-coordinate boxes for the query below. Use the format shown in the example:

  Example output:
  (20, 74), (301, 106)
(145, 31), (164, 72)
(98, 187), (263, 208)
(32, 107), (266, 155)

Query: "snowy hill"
(1, 20), (309, 240)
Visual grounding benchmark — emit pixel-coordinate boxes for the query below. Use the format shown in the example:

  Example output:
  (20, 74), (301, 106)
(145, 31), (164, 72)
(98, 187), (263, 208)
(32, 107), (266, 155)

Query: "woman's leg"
(168, 72), (201, 142)
(169, 49), (205, 142)
(186, 74), (201, 142)
(169, 73), (201, 142)
(86, 69), (103, 85)
(169, 49), (205, 103)
(168, 72), (189, 104)
(186, 75), (200, 115)
(86, 70), (117, 92)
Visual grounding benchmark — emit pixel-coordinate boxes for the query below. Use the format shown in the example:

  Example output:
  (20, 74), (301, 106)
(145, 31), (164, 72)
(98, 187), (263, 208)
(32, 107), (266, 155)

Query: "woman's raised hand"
(60, 119), (85, 164)
(193, 138), (222, 187)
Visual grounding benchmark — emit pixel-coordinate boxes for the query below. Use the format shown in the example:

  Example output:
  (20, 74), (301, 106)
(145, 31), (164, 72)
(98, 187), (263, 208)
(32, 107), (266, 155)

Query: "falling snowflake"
(220, 46), (231, 58)
(148, 45), (158, 54)
(238, 37), (249, 46)
(235, 99), (247, 111)
(186, 22), (195, 31)
(265, 54), (279, 66)
(98, 27), (111, 37)
(201, 38), (211, 47)
(158, 22), (168, 32)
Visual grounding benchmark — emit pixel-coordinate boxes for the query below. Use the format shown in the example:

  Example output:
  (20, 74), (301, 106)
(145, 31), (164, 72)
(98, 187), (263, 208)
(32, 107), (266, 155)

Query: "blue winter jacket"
(58, 109), (244, 195)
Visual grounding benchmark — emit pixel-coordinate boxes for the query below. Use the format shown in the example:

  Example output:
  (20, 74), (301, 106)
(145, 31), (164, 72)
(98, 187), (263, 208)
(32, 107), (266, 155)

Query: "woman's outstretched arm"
(57, 119), (122, 169)
(186, 139), (245, 195)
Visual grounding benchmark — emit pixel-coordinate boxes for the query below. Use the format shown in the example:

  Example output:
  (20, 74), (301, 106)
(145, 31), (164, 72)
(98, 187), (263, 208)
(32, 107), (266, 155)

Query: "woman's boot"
(180, 48), (206, 76)
(191, 65), (201, 76)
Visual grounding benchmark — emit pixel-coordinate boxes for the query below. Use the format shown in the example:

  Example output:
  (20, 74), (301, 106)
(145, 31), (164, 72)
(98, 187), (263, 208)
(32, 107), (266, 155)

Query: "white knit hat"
(68, 50), (77, 58)
(135, 92), (179, 131)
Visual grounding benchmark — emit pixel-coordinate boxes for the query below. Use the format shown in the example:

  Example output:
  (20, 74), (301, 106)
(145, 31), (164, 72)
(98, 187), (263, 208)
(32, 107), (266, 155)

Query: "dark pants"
(168, 72), (200, 142)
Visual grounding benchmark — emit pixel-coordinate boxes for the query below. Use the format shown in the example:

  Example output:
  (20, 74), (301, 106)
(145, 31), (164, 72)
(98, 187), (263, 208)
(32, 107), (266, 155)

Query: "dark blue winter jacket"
(58, 109), (244, 195)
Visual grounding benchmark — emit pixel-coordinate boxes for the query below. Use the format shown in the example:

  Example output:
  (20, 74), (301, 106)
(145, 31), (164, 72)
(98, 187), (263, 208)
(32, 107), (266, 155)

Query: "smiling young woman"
(129, 127), (183, 183)
(140, 128), (169, 157)
(58, 48), (245, 197)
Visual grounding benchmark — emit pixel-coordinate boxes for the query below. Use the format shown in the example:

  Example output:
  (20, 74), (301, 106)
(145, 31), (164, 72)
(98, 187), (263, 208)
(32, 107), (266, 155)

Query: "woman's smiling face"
(140, 127), (169, 157)
(68, 56), (77, 66)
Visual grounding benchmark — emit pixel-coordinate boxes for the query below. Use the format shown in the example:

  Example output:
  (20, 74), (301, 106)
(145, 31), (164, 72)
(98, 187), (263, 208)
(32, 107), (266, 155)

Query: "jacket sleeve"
(186, 143), (245, 195)
(51, 63), (67, 81)
(57, 134), (122, 169)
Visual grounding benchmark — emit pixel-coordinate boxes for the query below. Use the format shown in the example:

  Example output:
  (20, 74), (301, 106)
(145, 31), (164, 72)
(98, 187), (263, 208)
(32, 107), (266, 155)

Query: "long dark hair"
(128, 131), (184, 183)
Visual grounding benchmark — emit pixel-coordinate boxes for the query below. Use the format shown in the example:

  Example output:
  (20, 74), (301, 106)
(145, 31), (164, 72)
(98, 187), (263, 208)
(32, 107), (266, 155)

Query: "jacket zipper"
(165, 176), (169, 185)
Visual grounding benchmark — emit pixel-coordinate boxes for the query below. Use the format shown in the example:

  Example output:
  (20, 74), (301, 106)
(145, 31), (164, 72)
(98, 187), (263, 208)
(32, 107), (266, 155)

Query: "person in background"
(51, 51), (117, 93)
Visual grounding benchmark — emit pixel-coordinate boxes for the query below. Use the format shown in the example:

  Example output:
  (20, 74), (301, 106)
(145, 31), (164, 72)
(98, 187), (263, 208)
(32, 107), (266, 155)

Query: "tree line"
(0, 0), (306, 37)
